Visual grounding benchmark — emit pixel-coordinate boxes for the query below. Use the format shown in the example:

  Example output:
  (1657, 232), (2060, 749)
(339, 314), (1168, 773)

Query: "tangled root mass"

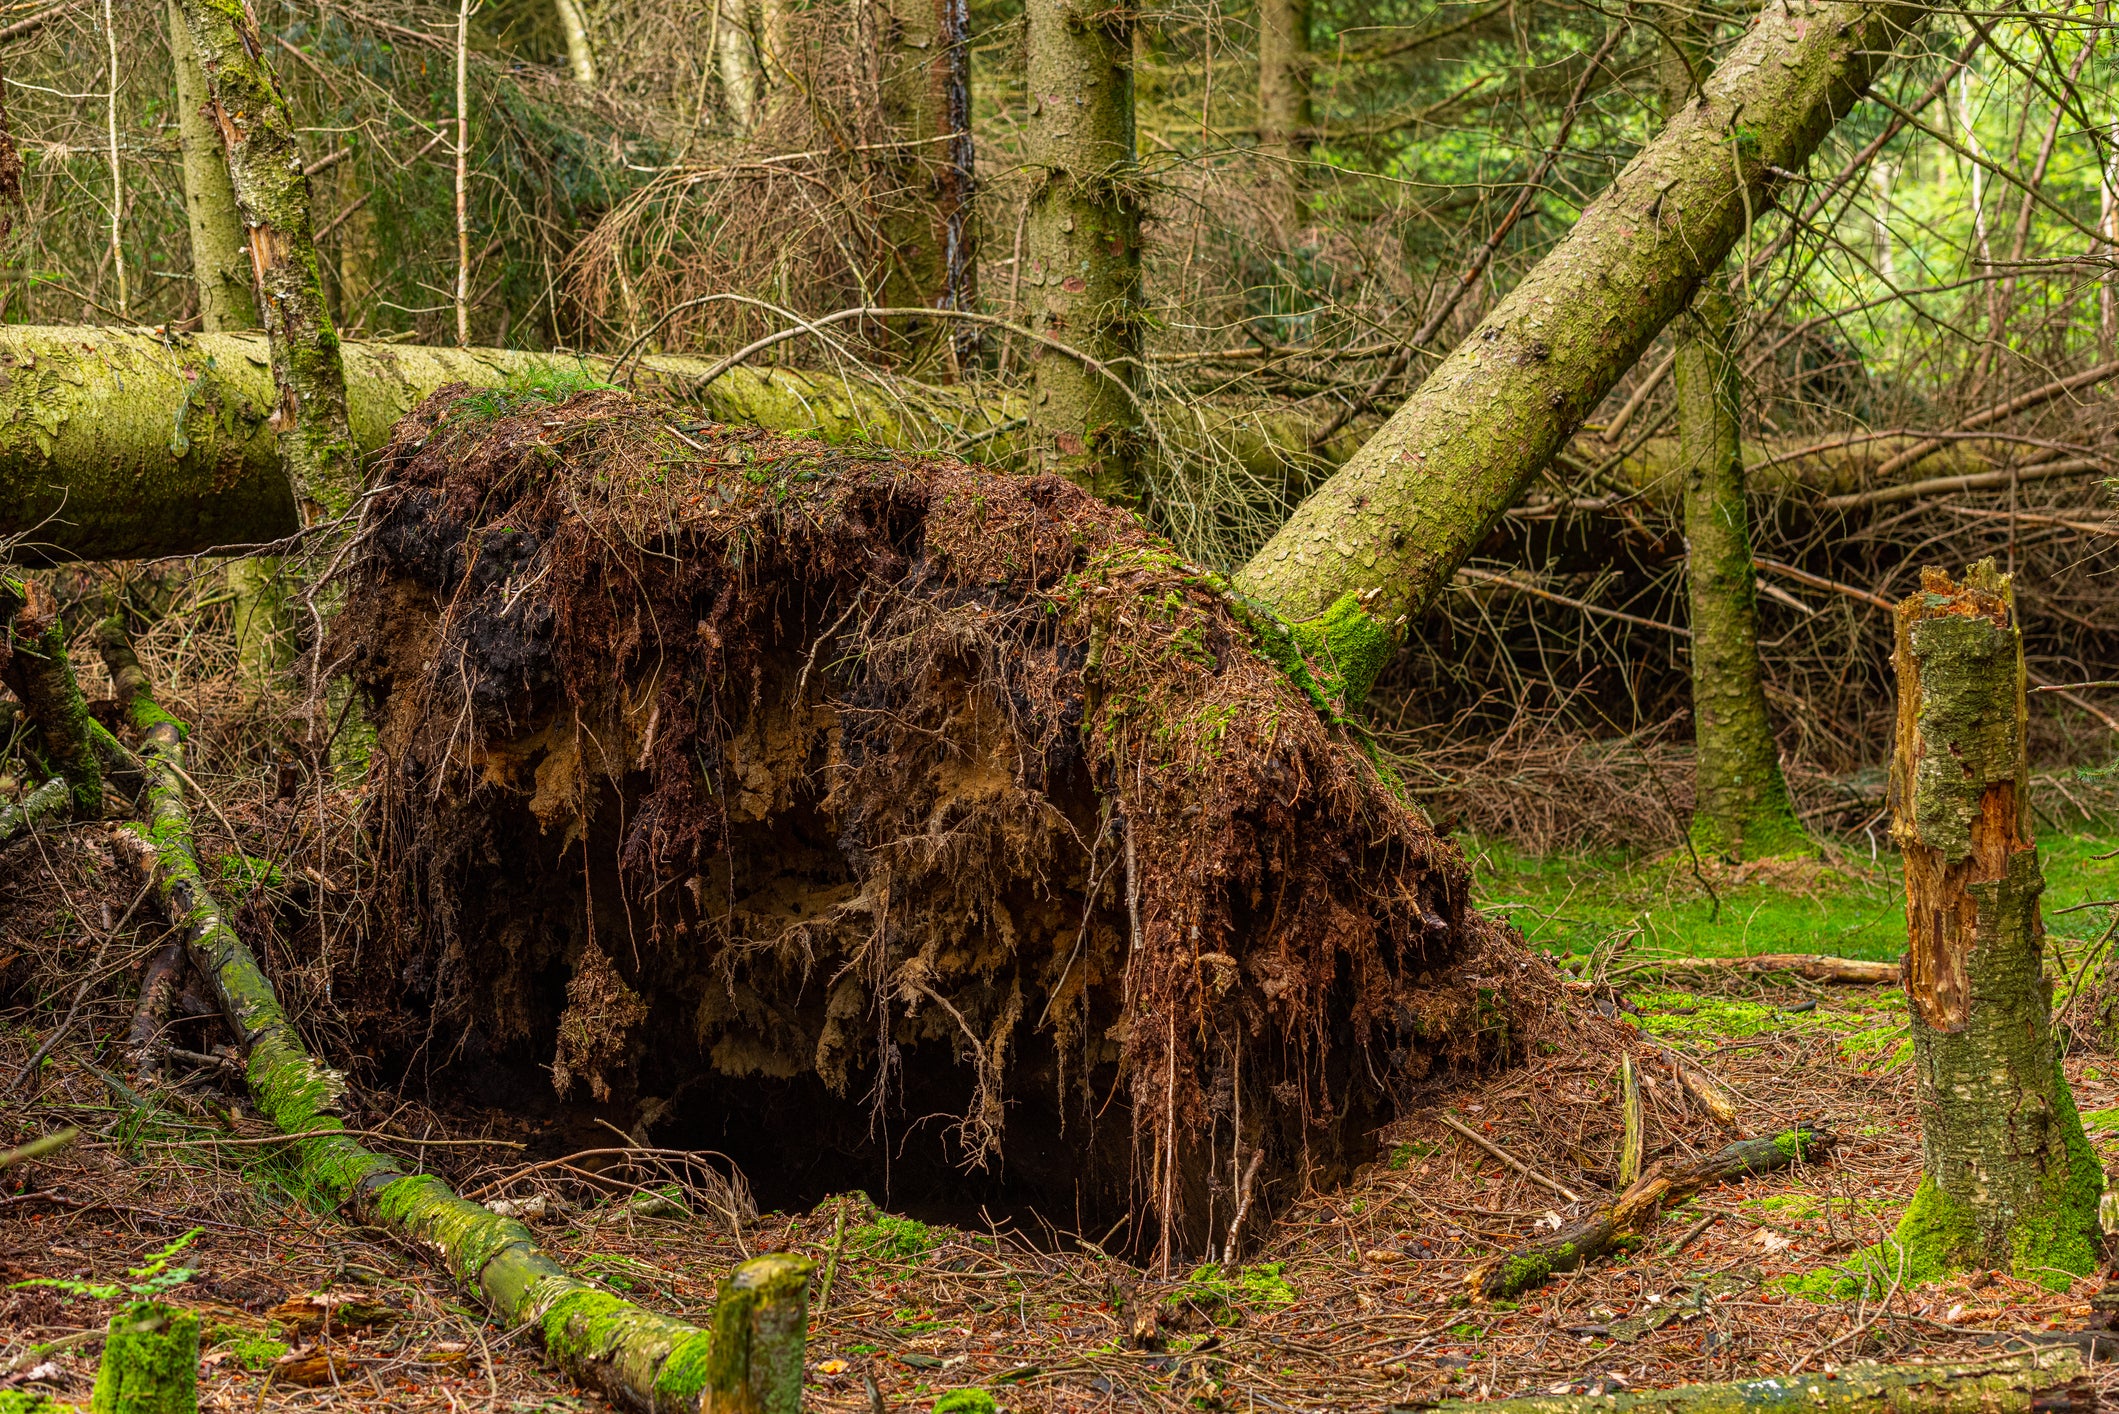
(337, 385), (1550, 1255)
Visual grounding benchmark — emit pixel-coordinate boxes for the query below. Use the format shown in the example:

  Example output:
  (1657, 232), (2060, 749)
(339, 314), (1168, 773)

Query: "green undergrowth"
(1164, 1263), (1297, 1325)
(1467, 825), (2119, 965)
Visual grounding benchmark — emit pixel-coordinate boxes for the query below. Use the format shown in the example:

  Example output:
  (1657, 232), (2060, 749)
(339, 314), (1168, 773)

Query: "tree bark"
(1256, 0), (1311, 228)
(1675, 283), (1806, 859)
(1431, 1349), (2087, 1414)
(1024, 0), (1142, 500)
(553, 0), (598, 87)
(1888, 559), (2099, 1287)
(173, 0), (360, 522)
(1234, 0), (1933, 696)
(167, 0), (257, 334)
(868, 0), (976, 370)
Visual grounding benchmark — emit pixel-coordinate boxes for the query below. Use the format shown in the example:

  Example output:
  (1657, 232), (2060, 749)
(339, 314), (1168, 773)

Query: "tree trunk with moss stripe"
(1232, 0), (1933, 697)
(1888, 560), (2100, 1285)
(109, 658), (815, 1414)
(1655, 27), (1808, 863)
(173, 0), (359, 523)
(168, 0), (257, 335)
(1024, 0), (1142, 501)
(0, 578), (102, 819)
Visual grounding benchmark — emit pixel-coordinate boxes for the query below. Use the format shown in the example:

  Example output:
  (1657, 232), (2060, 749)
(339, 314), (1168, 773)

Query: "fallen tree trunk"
(335, 383), (1544, 1259)
(101, 623), (816, 1414)
(1436, 1349), (2087, 1414)
(1639, 954), (1902, 984)
(0, 576), (102, 817)
(1467, 1126), (1833, 1300)
(1234, 0), (1939, 690)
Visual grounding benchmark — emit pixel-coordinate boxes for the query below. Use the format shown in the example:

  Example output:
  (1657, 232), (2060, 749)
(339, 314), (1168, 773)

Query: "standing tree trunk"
(867, 0), (976, 373)
(168, 0), (256, 333)
(1888, 560), (2099, 1287)
(1233, 0), (1932, 697)
(1659, 30), (1808, 861)
(1256, 0), (1311, 231)
(1024, 0), (1141, 500)
(716, 1), (760, 130)
(173, 0), (360, 524)
(170, 0), (285, 696)
(553, 0), (597, 86)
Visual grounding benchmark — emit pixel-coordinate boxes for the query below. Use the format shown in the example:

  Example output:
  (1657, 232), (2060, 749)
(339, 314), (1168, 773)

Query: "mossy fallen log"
(89, 1302), (197, 1414)
(105, 648), (814, 1414)
(1468, 1126), (1833, 1301)
(336, 383), (1550, 1257)
(1, 576), (102, 817)
(1436, 1349), (2088, 1414)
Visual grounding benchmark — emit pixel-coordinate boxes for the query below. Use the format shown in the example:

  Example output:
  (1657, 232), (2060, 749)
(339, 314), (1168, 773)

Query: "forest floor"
(7, 810), (2119, 1414)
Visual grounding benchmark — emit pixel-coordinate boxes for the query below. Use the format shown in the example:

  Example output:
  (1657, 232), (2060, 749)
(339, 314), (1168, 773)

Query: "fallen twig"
(1436, 1112), (1587, 1205)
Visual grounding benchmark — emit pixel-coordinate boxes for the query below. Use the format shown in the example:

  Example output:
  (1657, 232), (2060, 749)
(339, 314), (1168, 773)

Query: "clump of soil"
(334, 384), (1554, 1257)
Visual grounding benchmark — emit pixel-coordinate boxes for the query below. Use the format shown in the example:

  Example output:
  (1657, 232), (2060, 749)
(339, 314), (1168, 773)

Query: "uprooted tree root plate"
(335, 384), (1555, 1256)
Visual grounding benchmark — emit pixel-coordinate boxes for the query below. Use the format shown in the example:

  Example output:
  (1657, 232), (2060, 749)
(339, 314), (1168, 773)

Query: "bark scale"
(1888, 560), (2100, 1287)
(167, 0), (258, 333)
(1234, 0), (1933, 698)
(1675, 284), (1807, 859)
(173, 0), (360, 522)
(1024, 0), (1142, 500)
(1256, 0), (1311, 228)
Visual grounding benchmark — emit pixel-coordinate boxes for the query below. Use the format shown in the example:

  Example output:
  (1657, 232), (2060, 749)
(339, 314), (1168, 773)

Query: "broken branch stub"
(337, 385), (1550, 1253)
(1887, 560), (2101, 1283)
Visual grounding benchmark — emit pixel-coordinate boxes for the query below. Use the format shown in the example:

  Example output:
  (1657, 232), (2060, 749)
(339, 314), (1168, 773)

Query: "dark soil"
(332, 383), (1555, 1260)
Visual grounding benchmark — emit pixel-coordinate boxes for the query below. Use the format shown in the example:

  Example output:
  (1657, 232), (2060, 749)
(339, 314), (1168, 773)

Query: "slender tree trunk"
(1889, 560), (2099, 1286)
(716, 1), (760, 130)
(1256, 0), (1311, 230)
(868, 0), (976, 373)
(1234, 0), (1932, 698)
(167, 0), (256, 332)
(1024, 0), (1141, 499)
(1658, 32), (1807, 861)
(553, 0), (597, 86)
(173, 0), (360, 523)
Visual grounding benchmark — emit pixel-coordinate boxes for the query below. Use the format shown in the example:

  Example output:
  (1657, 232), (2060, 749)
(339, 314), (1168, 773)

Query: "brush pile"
(334, 384), (1554, 1255)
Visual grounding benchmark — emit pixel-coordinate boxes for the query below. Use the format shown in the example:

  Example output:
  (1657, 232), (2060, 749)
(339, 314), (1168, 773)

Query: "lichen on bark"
(1884, 560), (2100, 1287)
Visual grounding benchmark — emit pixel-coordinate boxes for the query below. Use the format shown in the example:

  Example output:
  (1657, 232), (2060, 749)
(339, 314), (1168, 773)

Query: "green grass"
(1464, 826), (2119, 964)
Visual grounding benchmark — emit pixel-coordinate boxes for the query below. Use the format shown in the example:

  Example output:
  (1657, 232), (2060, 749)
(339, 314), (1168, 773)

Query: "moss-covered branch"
(1234, 0), (1935, 674)
(1468, 1127), (1834, 1301)
(0, 576), (101, 818)
(1433, 1349), (2083, 1414)
(108, 651), (814, 1412)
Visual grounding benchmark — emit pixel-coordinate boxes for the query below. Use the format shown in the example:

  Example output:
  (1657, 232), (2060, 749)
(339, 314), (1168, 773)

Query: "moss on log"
(1235, 0), (1936, 675)
(106, 651), (811, 1412)
(1885, 561), (2100, 1288)
(90, 1302), (197, 1414)
(1435, 1349), (2086, 1414)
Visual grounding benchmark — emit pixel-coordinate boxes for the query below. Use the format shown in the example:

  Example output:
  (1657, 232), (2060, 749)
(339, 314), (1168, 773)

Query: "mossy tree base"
(1886, 562), (2101, 1286)
(90, 1302), (198, 1414)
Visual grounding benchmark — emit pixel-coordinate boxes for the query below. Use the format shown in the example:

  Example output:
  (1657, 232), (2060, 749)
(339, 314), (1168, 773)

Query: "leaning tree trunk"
(1233, 0), (1933, 698)
(1256, 0), (1312, 230)
(553, 0), (598, 86)
(1024, 0), (1142, 500)
(167, 0), (257, 334)
(173, 0), (359, 523)
(1888, 559), (2100, 1285)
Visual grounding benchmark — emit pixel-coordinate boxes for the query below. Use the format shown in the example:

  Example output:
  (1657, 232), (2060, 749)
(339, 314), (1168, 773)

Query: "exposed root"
(335, 384), (1557, 1256)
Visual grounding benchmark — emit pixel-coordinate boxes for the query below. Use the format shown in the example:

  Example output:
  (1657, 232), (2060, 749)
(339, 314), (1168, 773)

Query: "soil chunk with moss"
(335, 384), (1552, 1254)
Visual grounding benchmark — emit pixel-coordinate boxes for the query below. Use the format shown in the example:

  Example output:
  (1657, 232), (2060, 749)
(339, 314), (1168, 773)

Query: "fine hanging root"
(100, 621), (815, 1414)
(1468, 1126), (1836, 1302)
(1432, 1348), (2087, 1414)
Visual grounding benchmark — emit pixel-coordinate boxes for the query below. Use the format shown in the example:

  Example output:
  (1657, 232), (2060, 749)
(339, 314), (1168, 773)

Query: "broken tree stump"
(1887, 561), (2100, 1285)
(89, 1302), (198, 1414)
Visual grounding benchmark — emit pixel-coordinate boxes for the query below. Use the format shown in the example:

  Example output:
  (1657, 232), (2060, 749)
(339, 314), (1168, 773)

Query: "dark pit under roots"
(335, 384), (1555, 1260)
